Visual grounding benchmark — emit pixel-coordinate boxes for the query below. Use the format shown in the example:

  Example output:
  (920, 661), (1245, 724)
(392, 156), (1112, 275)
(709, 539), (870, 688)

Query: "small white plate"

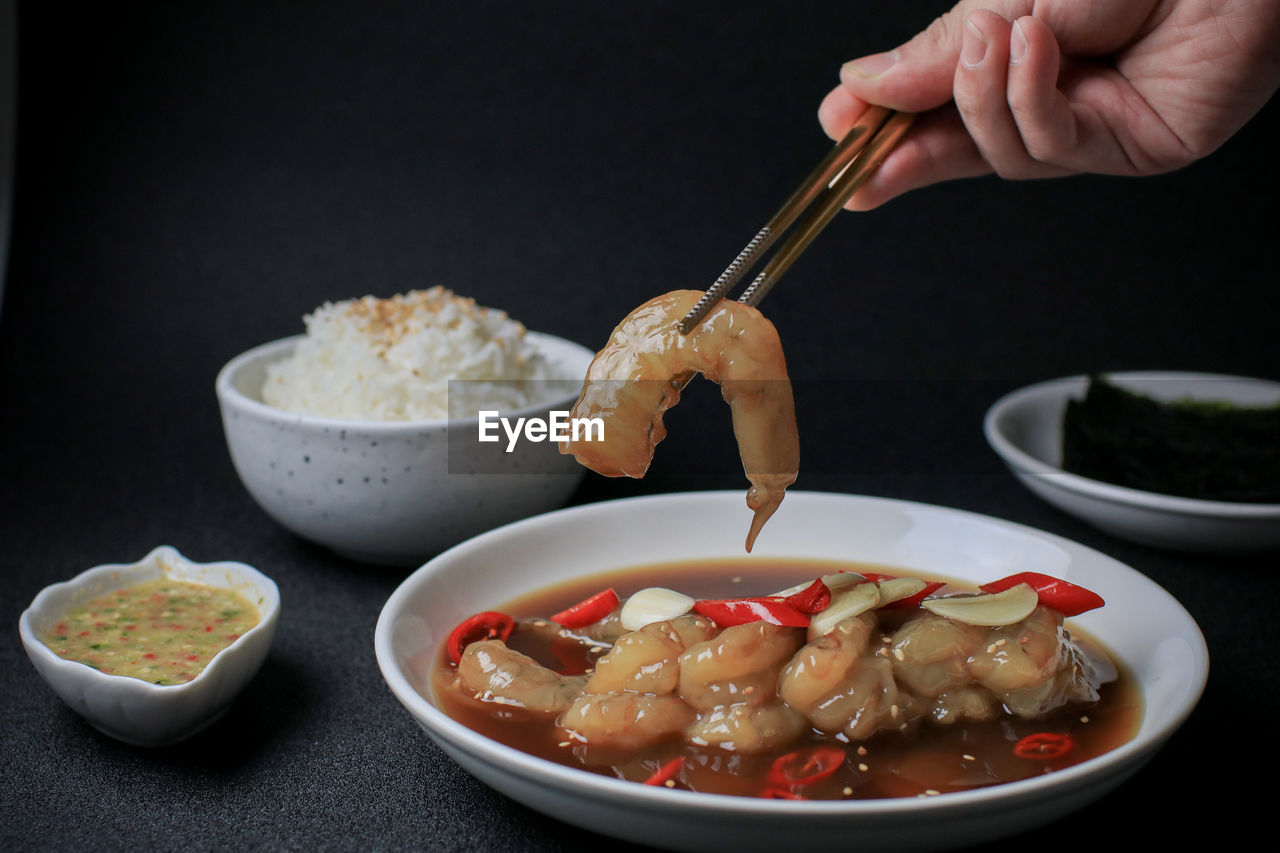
(984, 372), (1280, 552)
(375, 491), (1208, 853)
(20, 546), (280, 747)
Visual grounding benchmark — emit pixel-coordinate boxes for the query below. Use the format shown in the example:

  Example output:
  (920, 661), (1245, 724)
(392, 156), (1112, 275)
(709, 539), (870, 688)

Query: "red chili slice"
(759, 787), (808, 800)
(783, 579), (831, 614)
(980, 572), (1104, 617)
(643, 756), (685, 787)
(446, 611), (515, 664)
(1013, 732), (1075, 760)
(860, 572), (944, 610)
(692, 597), (810, 628)
(550, 588), (620, 628)
(767, 746), (846, 789)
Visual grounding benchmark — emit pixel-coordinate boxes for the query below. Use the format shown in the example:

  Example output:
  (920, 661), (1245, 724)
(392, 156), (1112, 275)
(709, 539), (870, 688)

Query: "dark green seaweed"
(1062, 375), (1280, 502)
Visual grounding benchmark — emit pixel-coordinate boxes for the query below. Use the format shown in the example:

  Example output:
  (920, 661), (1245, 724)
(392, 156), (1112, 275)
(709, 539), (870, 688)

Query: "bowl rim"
(374, 489), (1210, 818)
(19, 545), (282, 696)
(984, 371), (1280, 518)
(214, 331), (596, 432)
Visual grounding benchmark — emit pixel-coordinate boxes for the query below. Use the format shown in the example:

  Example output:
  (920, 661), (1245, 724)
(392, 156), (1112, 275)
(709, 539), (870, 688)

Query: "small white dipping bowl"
(984, 372), (1280, 552)
(215, 332), (595, 565)
(19, 545), (280, 748)
(375, 491), (1208, 853)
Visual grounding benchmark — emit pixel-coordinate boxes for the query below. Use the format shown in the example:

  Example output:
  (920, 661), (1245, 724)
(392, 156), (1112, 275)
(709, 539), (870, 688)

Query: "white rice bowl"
(262, 287), (556, 422)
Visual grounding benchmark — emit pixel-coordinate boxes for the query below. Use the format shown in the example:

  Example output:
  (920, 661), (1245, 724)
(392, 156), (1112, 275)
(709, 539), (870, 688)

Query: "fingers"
(961, 14), (1138, 177)
(840, 108), (992, 210)
(823, 5), (1170, 208)
(837, 1), (1038, 113)
(816, 83), (868, 143)
(819, 84), (992, 211)
(954, 12), (1074, 180)
(838, 9), (969, 113)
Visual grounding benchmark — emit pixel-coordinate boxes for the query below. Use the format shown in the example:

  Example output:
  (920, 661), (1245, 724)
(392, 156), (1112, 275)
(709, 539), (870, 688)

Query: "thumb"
(840, 5), (1004, 112)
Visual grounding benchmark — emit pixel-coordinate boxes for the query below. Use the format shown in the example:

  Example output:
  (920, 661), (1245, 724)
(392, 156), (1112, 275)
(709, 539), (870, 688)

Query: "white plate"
(984, 372), (1280, 552)
(20, 546), (280, 747)
(375, 491), (1208, 853)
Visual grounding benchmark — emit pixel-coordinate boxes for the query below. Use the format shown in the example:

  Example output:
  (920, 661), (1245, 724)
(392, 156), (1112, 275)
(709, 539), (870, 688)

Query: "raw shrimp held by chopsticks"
(558, 290), (799, 551)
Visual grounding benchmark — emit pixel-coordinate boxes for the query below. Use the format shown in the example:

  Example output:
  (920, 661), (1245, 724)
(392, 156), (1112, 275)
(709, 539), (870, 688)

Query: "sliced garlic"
(619, 587), (696, 632)
(875, 576), (927, 607)
(773, 571), (866, 599)
(921, 583), (1038, 626)
(807, 582), (880, 640)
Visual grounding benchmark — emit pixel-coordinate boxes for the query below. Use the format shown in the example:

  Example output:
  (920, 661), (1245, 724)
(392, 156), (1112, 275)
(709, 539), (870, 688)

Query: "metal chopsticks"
(677, 106), (915, 335)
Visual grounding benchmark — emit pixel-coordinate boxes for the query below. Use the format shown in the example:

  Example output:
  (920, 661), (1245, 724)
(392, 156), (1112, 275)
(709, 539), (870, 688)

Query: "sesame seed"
(857, 746), (868, 756)
(665, 780), (676, 788)
(842, 787), (854, 796)
(924, 789), (940, 796)
(962, 754), (976, 762)
(557, 741), (570, 747)
(1080, 715), (1090, 723)
(893, 648), (905, 661)
(858, 763), (869, 772)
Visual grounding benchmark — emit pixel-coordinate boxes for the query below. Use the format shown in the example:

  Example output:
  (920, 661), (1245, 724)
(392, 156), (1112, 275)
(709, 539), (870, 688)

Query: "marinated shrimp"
(455, 639), (587, 715)
(584, 616), (717, 695)
(559, 290), (799, 550)
(561, 616), (715, 756)
(434, 563), (1136, 801)
(779, 614), (907, 740)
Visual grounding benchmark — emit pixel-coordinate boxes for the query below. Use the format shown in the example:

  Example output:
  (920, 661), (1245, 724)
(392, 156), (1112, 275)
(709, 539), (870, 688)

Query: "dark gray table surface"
(3, 2), (1277, 850)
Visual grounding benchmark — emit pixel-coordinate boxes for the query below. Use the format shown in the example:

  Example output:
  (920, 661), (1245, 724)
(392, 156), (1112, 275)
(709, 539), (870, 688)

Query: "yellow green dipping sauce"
(41, 578), (260, 685)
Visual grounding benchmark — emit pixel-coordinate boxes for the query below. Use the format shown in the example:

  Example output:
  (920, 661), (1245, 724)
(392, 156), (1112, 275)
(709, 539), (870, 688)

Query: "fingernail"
(843, 50), (897, 79)
(961, 16), (989, 69)
(1010, 20), (1028, 64)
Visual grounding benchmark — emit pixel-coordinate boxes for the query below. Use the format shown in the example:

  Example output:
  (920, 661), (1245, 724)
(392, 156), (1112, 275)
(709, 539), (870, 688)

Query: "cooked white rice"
(262, 288), (555, 421)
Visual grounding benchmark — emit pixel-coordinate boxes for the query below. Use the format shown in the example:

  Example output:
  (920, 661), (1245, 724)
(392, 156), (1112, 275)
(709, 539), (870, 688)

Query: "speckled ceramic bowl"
(215, 332), (596, 565)
(19, 546), (280, 748)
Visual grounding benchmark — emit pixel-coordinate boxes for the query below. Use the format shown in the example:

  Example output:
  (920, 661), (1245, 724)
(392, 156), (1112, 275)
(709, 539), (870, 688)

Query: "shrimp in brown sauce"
(455, 639), (587, 715)
(558, 290), (799, 550)
(584, 616), (717, 696)
(434, 566), (1133, 801)
(779, 614), (911, 740)
(679, 621), (807, 754)
(559, 692), (696, 755)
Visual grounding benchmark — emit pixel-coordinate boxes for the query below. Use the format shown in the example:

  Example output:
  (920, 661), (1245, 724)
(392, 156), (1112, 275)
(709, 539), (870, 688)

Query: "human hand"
(821, 0), (1280, 209)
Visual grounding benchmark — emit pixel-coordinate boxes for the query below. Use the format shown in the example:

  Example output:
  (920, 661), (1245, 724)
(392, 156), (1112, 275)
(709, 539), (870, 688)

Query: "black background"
(2, 2), (1276, 850)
